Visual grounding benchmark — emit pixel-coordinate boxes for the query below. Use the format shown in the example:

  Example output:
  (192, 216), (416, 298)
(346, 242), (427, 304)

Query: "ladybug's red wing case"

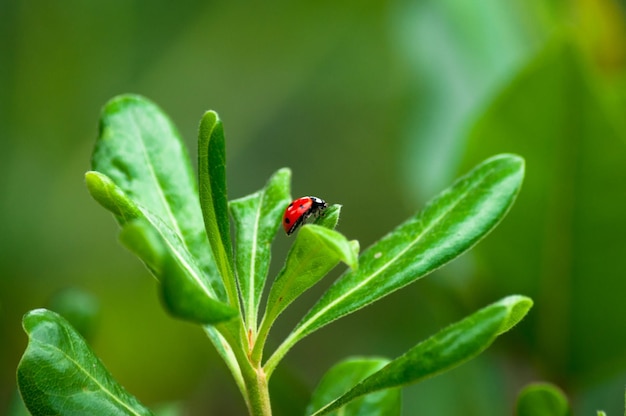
(282, 196), (327, 235)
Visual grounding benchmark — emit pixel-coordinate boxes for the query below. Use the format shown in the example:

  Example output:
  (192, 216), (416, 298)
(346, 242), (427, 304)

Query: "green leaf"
(312, 296), (532, 415)
(265, 225), (358, 320)
(119, 218), (167, 277)
(17, 309), (153, 416)
(198, 110), (238, 306)
(306, 357), (401, 416)
(90, 94), (223, 300)
(87, 172), (221, 301)
(515, 382), (571, 416)
(254, 225), (357, 362)
(230, 168), (291, 331)
(315, 204), (342, 231)
(120, 219), (236, 325)
(266, 154), (525, 373)
(160, 249), (238, 325)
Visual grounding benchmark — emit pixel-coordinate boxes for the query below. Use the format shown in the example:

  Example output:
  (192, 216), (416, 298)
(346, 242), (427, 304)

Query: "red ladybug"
(283, 196), (328, 235)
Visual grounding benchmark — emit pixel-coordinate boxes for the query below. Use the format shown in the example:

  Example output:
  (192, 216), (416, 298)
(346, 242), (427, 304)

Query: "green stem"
(241, 363), (272, 416)
(218, 321), (272, 415)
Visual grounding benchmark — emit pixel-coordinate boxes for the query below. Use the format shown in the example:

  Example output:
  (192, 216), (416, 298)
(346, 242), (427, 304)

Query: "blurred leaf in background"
(2, 0), (626, 414)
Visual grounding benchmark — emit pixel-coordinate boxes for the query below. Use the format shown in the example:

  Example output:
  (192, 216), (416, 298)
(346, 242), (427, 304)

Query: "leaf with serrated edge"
(230, 168), (291, 332)
(306, 357), (401, 416)
(17, 309), (153, 416)
(266, 154), (524, 374)
(91, 94), (223, 300)
(312, 296), (532, 415)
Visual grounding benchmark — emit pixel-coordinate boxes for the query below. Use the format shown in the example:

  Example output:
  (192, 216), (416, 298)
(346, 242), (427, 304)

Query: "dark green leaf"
(197, 110), (238, 305)
(120, 220), (236, 325)
(17, 309), (153, 416)
(160, 252), (238, 325)
(515, 382), (571, 416)
(87, 172), (221, 301)
(267, 154), (524, 372)
(230, 168), (291, 330)
(312, 296), (532, 415)
(90, 94), (223, 300)
(306, 357), (401, 416)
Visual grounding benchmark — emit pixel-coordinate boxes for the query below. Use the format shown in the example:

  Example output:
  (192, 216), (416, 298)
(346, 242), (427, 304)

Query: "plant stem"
(241, 363), (272, 416)
(218, 321), (272, 415)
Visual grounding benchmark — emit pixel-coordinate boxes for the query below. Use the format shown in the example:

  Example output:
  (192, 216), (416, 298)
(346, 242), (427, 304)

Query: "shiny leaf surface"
(17, 309), (153, 416)
(267, 154), (524, 372)
(313, 296), (532, 415)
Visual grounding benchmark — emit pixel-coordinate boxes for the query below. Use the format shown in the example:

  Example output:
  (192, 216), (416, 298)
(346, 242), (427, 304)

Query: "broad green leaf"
(266, 154), (524, 373)
(515, 382), (571, 416)
(87, 172), (221, 301)
(254, 225), (357, 362)
(198, 110), (238, 305)
(90, 94), (223, 300)
(17, 309), (153, 416)
(120, 220), (237, 325)
(312, 296), (532, 415)
(306, 357), (401, 416)
(230, 168), (291, 331)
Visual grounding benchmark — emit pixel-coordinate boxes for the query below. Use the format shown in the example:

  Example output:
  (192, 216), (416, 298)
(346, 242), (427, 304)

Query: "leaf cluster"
(17, 95), (531, 415)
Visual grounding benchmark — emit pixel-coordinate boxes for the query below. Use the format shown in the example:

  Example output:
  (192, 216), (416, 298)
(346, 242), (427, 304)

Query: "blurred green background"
(2, 0), (626, 414)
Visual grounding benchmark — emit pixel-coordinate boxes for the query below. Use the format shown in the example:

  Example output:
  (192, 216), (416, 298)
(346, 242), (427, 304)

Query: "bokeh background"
(2, 0), (626, 414)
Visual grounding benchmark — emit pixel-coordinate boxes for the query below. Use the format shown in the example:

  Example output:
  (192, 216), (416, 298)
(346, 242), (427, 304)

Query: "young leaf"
(120, 220), (237, 325)
(253, 225), (357, 362)
(315, 204), (342, 231)
(198, 110), (237, 306)
(266, 154), (524, 373)
(265, 225), (357, 321)
(306, 357), (401, 416)
(17, 309), (153, 416)
(160, 251), (238, 325)
(230, 168), (291, 331)
(515, 382), (571, 416)
(90, 94), (222, 299)
(87, 172), (222, 301)
(312, 295), (533, 415)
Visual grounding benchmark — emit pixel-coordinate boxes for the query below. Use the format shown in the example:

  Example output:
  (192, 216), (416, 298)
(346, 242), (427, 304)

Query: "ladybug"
(283, 196), (328, 235)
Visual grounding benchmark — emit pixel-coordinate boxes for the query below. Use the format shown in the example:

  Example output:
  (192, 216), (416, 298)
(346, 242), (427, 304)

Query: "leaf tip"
(498, 295), (533, 334)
